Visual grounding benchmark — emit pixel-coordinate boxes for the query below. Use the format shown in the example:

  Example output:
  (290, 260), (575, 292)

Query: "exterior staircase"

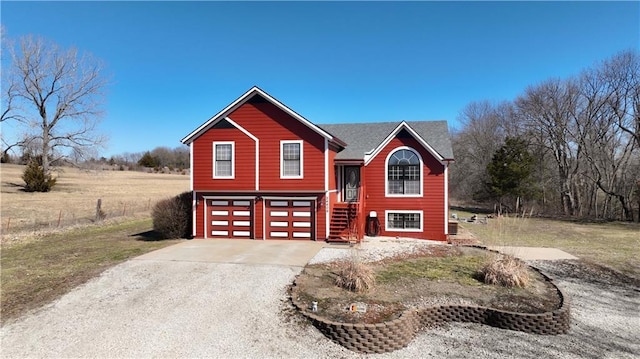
(328, 202), (359, 242)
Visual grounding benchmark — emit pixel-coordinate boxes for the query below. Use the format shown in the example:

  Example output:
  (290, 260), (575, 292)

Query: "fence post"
(96, 199), (103, 221)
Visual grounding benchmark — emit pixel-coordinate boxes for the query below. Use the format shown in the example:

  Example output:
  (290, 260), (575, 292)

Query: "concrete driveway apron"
(134, 238), (326, 267)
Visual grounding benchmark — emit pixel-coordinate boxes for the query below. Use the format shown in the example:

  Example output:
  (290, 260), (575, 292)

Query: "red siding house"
(181, 87), (454, 242)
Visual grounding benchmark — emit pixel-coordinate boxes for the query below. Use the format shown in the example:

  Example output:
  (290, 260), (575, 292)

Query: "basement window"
(385, 210), (423, 232)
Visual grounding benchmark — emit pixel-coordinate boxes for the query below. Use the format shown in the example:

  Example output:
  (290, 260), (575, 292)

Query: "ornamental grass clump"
(334, 253), (375, 293)
(479, 254), (530, 288)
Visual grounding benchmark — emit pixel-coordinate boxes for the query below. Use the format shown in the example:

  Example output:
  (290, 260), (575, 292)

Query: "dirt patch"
(291, 246), (561, 324)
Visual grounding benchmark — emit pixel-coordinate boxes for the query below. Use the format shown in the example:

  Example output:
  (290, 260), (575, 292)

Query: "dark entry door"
(344, 166), (360, 202)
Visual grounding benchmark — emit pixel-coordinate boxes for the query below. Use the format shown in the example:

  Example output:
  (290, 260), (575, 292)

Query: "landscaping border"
(290, 266), (570, 354)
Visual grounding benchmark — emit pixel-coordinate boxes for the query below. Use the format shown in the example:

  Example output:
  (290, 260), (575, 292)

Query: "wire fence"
(1, 198), (160, 236)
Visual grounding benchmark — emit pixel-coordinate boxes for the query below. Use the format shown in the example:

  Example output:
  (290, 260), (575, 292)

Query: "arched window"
(387, 148), (421, 195)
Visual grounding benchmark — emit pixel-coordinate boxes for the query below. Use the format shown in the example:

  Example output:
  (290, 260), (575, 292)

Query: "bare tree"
(450, 101), (512, 201)
(1, 35), (108, 174)
(603, 50), (640, 145)
(453, 50), (639, 220)
(577, 52), (639, 220)
(517, 78), (582, 216)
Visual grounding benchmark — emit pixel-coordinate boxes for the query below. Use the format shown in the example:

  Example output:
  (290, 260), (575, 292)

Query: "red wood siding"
(225, 102), (325, 191)
(195, 192), (205, 238)
(364, 134), (446, 241)
(255, 199), (264, 239)
(192, 126), (256, 191)
(316, 193), (326, 239)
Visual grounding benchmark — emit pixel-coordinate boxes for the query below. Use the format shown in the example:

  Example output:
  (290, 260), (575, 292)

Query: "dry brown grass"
(1, 164), (189, 236)
(479, 254), (530, 288)
(333, 252), (376, 292)
(453, 210), (640, 278)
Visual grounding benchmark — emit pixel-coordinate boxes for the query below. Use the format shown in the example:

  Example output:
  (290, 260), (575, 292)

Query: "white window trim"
(280, 140), (304, 179)
(385, 210), (424, 232)
(385, 146), (424, 198)
(213, 141), (235, 179)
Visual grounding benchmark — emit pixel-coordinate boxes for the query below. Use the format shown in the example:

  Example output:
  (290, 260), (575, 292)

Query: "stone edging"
(290, 265), (570, 354)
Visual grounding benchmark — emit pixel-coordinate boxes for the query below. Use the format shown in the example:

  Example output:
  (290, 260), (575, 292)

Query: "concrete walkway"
(486, 246), (578, 260)
(134, 238), (326, 267)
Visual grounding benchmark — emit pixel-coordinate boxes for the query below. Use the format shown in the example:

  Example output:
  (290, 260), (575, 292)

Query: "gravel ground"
(1, 238), (639, 358)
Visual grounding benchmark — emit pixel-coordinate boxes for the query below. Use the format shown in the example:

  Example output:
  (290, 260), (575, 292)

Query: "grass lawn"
(1, 218), (180, 324)
(453, 210), (640, 278)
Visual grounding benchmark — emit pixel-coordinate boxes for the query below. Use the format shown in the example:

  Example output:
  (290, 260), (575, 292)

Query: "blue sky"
(2, 1), (638, 157)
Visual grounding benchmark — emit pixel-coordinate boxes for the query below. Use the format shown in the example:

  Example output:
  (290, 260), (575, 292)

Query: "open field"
(453, 210), (640, 278)
(1, 164), (190, 235)
(1, 218), (181, 324)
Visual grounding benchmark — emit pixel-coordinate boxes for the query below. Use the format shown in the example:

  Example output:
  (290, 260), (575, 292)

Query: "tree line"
(105, 146), (190, 171)
(450, 50), (639, 222)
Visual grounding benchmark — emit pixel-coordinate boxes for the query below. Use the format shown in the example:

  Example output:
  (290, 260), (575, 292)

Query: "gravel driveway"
(1, 239), (638, 358)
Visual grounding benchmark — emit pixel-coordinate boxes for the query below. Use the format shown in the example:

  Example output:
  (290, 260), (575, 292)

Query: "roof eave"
(181, 86), (339, 145)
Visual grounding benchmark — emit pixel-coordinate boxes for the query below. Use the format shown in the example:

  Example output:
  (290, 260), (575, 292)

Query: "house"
(181, 87), (454, 242)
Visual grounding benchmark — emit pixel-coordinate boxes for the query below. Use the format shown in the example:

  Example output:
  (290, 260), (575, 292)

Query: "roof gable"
(181, 86), (345, 146)
(319, 121), (454, 162)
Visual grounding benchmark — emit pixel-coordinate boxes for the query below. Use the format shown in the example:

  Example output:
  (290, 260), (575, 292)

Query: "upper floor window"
(213, 142), (234, 178)
(386, 148), (422, 196)
(281, 140), (303, 178)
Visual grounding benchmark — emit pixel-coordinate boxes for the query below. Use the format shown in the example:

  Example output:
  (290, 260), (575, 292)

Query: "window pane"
(283, 143), (300, 160)
(404, 213), (420, 229)
(405, 165), (419, 180)
(388, 179), (404, 194)
(404, 180), (420, 194)
(388, 165), (402, 180)
(387, 213), (402, 229)
(215, 161), (231, 176)
(283, 159), (300, 176)
(216, 144), (231, 160)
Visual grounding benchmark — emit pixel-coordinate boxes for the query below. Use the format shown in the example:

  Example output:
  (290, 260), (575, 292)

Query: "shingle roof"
(318, 121), (454, 161)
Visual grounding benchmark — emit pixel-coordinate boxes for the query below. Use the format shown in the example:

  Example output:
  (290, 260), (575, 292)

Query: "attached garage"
(206, 197), (254, 239)
(264, 198), (315, 240)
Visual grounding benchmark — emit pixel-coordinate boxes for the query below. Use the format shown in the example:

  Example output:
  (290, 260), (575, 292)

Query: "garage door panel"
(266, 199), (314, 240)
(208, 199), (253, 239)
(270, 221), (288, 227)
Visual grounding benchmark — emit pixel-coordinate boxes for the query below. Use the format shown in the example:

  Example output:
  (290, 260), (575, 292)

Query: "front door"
(344, 166), (360, 202)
